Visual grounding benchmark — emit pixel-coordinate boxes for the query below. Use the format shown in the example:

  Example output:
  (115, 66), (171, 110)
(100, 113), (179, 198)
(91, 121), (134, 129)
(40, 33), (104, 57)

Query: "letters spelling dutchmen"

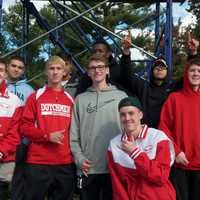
(41, 104), (70, 117)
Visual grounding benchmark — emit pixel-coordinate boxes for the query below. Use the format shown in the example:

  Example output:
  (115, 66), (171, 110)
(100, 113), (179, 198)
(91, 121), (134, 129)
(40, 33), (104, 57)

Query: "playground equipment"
(0, 0), (185, 77)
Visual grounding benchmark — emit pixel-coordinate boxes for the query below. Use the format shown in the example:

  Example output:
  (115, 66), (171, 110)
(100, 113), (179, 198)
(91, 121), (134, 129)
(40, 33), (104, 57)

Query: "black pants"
(24, 163), (76, 200)
(11, 137), (30, 200)
(0, 181), (9, 200)
(11, 163), (26, 200)
(80, 174), (113, 200)
(170, 167), (200, 200)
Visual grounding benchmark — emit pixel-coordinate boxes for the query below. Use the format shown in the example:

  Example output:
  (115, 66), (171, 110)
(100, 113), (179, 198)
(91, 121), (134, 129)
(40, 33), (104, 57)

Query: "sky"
(173, 1), (196, 27)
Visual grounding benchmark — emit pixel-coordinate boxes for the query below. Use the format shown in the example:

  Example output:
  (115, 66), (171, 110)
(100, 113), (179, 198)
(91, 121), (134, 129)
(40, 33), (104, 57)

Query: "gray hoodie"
(70, 85), (127, 174)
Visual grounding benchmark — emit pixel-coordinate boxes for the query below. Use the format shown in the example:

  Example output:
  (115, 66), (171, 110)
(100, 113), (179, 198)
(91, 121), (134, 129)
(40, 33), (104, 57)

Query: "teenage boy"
(108, 97), (175, 200)
(62, 57), (78, 97)
(75, 39), (130, 96)
(70, 54), (127, 200)
(7, 56), (34, 200)
(0, 61), (22, 199)
(120, 32), (199, 128)
(20, 56), (75, 200)
(7, 56), (34, 105)
(159, 57), (200, 200)
(120, 32), (172, 128)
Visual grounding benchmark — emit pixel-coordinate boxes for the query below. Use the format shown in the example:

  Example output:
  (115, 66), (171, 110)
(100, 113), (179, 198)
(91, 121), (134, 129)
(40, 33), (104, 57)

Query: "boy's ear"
(106, 67), (110, 75)
(106, 51), (112, 59)
(139, 111), (143, 120)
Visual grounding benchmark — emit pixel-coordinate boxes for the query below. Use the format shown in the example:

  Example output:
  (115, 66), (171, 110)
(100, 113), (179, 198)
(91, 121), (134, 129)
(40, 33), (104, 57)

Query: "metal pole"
(76, 7), (167, 60)
(21, 0), (29, 65)
(155, 1), (160, 57)
(0, 0), (109, 59)
(49, 0), (92, 51)
(54, 0), (156, 59)
(0, 0), (2, 32)
(165, 0), (173, 78)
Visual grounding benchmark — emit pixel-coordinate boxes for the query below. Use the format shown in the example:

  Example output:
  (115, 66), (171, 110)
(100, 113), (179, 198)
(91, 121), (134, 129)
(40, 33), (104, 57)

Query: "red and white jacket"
(0, 80), (22, 162)
(20, 86), (74, 165)
(108, 125), (175, 200)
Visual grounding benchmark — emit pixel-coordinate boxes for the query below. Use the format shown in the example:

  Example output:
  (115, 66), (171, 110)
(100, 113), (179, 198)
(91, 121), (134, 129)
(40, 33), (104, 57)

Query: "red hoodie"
(0, 80), (22, 162)
(159, 63), (200, 170)
(20, 86), (74, 165)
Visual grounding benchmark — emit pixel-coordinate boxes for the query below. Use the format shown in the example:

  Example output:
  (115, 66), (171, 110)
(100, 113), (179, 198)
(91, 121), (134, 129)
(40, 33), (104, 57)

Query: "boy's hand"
(49, 129), (65, 144)
(121, 30), (132, 55)
(187, 32), (199, 55)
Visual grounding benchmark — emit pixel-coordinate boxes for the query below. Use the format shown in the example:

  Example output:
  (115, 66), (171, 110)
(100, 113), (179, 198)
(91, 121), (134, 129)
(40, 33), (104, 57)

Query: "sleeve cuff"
(43, 133), (49, 141)
(0, 151), (5, 160)
(129, 147), (142, 159)
(174, 144), (181, 156)
(77, 155), (87, 169)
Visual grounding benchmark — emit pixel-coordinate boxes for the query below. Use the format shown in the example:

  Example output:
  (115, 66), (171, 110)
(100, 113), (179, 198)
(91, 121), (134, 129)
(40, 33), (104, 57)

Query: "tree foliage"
(188, 0), (200, 37)
(0, 1), (193, 87)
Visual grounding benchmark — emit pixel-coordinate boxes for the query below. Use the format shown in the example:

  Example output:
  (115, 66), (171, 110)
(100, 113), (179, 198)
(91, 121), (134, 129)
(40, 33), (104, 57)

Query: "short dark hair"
(8, 56), (25, 65)
(188, 56), (200, 67)
(0, 60), (7, 71)
(93, 38), (111, 52)
(87, 54), (109, 68)
(0, 59), (6, 66)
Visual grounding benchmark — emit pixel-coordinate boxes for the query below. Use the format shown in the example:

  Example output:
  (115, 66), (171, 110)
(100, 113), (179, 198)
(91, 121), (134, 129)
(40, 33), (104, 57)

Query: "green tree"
(188, 0), (200, 38)
(1, 1), (160, 87)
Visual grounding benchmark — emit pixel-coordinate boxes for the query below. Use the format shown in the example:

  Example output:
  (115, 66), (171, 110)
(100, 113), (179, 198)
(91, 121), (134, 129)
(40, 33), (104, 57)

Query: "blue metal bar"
(155, 27), (165, 56)
(50, 0), (92, 51)
(21, 0), (29, 65)
(155, 1), (160, 57)
(0, 0), (2, 32)
(22, 1), (85, 74)
(165, 0), (173, 78)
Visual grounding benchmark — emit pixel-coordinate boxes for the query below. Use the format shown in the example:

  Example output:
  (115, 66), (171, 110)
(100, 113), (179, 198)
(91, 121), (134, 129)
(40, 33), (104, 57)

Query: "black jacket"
(120, 54), (174, 128)
(120, 53), (199, 128)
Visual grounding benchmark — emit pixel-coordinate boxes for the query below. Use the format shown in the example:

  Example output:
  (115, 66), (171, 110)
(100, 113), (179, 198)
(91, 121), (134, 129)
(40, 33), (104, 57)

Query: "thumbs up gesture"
(121, 30), (132, 55)
(187, 32), (199, 55)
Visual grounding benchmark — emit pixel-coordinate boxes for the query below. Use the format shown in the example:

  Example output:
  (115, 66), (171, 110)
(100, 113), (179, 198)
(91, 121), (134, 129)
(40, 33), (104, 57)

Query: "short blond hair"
(45, 56), (66, 69)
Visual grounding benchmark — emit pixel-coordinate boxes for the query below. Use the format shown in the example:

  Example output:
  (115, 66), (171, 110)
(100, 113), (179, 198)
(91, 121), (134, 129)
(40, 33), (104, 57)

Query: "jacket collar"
(121, 124), (148, 141)
(0, 80), (9, 98)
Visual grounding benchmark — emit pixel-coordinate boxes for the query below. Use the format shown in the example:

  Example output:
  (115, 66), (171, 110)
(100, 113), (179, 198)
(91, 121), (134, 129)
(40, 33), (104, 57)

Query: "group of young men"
(0, 31), (199, 200)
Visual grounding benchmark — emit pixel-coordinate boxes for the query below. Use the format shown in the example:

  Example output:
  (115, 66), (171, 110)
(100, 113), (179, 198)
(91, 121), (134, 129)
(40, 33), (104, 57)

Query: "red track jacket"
(108, 125), (175, 200)
(20, 86), (74, 165)
(0, 80), (22, 162)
